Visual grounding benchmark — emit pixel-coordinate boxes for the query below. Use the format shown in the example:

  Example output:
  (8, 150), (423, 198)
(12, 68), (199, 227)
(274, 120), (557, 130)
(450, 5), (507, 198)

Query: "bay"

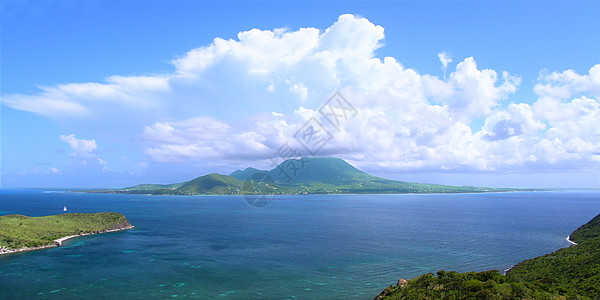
(1, 189), (599, 299)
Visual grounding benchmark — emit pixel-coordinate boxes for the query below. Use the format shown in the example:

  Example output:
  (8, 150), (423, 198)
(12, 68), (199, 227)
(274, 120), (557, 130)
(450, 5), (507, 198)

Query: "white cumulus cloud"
(2, 15), (598, 176)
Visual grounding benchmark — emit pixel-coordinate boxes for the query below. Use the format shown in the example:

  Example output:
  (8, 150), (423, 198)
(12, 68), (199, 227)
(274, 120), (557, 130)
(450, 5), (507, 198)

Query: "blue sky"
(1, 1), (599, 188)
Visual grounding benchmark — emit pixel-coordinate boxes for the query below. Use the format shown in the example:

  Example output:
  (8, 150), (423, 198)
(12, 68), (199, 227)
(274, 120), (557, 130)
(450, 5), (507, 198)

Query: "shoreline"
(84, 188), (535, 197)
(503, 265), (515, 275)
(503, 235), (577, 274)
(0, 225), (134, 256)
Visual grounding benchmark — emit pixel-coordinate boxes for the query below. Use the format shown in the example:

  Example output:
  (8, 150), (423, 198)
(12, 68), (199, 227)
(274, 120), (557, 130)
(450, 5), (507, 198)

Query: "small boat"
(63, 206), (67, 212)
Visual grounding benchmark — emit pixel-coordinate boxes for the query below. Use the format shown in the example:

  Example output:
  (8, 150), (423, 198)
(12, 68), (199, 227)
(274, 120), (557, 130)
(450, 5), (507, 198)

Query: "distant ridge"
(97, 157), (517, 195)
(177, 173), (242, 195)
(230, 167), (265, 181)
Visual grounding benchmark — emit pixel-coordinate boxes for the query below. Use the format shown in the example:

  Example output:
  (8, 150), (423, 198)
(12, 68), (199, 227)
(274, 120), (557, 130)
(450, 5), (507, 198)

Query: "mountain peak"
(230, 157), (367, 183)
(268, 157), (374, 184)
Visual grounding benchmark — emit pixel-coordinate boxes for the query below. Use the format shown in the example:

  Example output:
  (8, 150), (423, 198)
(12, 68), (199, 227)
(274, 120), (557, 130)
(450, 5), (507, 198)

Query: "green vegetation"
(506, 213), (600, 299)
(375, 270), (554, 299)
(376, 213), (600, 299)
(230, 167), (263, 181)
(568, 213), (600, 244)
(175, 173), (243, 195)
(98, 157), (518, 195)
(507, 236), (600, 299)
(120, 182), (185, 192)
(0, 213), (132, 250)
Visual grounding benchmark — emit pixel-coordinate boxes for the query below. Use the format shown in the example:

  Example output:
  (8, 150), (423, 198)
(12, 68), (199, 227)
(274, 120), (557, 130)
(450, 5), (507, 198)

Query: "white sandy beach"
(0, 225), (134, 255)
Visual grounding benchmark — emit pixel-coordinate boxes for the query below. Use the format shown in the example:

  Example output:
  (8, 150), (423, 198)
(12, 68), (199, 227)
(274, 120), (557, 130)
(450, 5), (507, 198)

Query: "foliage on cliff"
(375, 270), (554, 299)
(506, 213), (600, 299)
(376, 213), (600, 299)
(568, 213), (600, 244)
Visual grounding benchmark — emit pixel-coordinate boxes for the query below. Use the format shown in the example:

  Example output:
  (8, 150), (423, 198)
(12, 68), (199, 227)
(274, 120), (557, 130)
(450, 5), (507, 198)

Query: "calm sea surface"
(0, 189), (599, 299)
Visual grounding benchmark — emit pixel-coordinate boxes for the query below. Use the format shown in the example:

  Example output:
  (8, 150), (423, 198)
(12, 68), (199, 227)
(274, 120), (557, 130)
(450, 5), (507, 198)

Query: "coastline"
(503, 265), (515, 275)
(0, 225), (134, 256)
(86, 188), (534, 197)
(499, 235), (577, 275)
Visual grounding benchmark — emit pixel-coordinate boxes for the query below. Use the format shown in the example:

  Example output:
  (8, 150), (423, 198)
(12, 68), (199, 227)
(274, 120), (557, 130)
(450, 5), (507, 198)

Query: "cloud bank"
(3, 14), (599, 175)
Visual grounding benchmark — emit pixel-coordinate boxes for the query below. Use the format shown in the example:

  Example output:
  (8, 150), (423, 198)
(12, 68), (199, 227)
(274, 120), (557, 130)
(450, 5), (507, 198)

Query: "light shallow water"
(0, 189), (599, 299)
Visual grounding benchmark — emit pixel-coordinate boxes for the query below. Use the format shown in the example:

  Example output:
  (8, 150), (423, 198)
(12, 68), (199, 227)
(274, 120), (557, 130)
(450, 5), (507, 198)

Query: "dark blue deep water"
(1, 190), (599, 299)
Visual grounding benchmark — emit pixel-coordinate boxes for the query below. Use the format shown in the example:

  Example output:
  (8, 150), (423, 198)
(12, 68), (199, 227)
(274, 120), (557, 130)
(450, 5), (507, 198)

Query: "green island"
(0, 212), (133, 255)
(94, 157), (526, 195)
(375, 213), (600, 299)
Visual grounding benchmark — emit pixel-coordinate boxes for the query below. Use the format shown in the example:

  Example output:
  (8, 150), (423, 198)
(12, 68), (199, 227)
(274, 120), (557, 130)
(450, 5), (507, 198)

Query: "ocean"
(1, 189), (599, 299)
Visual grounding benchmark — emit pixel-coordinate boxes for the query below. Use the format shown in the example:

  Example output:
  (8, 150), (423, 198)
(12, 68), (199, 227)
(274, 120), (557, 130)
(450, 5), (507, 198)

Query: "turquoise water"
(0, 189), (599, 299)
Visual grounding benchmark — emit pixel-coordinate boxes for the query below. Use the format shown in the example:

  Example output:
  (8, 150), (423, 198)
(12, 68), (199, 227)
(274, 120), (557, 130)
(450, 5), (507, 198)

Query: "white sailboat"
(63, 206), (67, 212)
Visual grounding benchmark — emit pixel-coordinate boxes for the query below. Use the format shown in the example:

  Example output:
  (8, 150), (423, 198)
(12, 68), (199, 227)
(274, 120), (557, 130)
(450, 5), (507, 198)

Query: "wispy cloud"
(60, 134), (98, 157)
(438, 51), (453, 79)
(59, 134), (108, 171)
